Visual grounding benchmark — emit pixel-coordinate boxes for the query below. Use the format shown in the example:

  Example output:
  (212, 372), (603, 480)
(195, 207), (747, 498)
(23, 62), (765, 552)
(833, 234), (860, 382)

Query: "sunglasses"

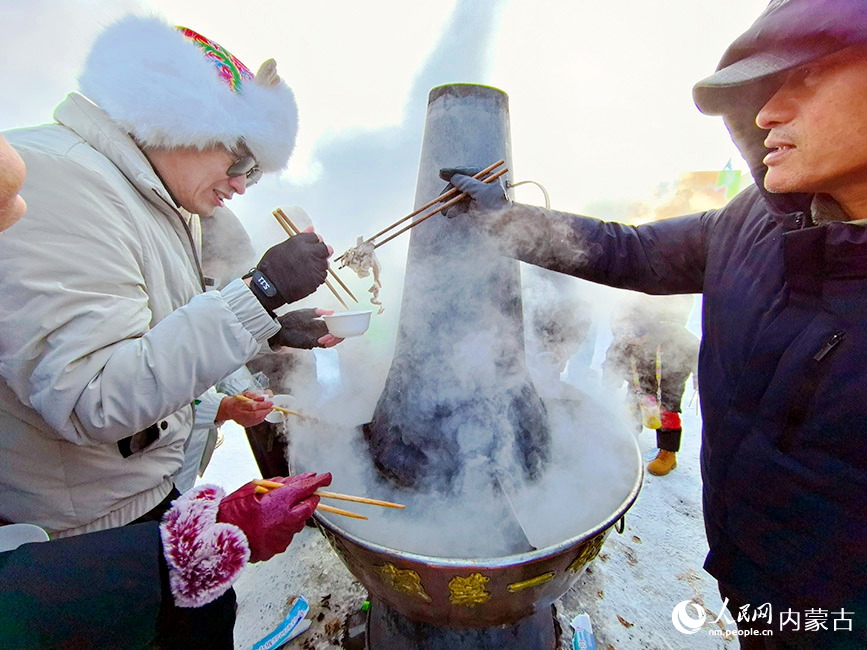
(227, 155), (263, 187)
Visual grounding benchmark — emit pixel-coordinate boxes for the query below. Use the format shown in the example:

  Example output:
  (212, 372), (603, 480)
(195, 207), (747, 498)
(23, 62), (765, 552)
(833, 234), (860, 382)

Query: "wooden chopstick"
(252, 481), (369, 520)
(317, 504), (368, 520)
(313, 490), (405, 510)
(252, 485), (369, 520)
(370, 167), (509, 251)
(273, 208), (358, 302)
(233, 394), (300, 417)
(269, 405), (299, 416)
(252, 479), (404, 515)
(272, 209), (350, 310)
(271, 208), (358, 309)
(334, 160), (506, 264)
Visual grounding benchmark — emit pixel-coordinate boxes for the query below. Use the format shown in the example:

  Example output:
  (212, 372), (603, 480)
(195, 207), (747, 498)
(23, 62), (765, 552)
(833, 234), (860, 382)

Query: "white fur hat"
(79, 15), (297, 173)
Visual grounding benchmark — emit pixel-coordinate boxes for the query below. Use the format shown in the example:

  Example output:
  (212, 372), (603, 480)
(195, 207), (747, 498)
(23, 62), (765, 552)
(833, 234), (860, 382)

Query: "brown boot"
(648, 449), (677, 476)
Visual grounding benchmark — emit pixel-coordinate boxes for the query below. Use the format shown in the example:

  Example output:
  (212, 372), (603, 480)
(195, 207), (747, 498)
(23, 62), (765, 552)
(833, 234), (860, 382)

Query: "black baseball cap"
(693, 0), (867, 115)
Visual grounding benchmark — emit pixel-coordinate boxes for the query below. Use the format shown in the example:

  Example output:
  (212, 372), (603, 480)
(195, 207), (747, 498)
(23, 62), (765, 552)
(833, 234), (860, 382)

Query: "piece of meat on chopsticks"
(340, 236), (384, 314)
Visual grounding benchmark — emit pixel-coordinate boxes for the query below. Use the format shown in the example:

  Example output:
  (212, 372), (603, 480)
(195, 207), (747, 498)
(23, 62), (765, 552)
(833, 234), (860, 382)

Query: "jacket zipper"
(813, 330), (845, 361)
(147, 190), (206, 438)
(793, 210), (813, 229)
(152, 189), (207, 292)
(778, 330), (846, 451)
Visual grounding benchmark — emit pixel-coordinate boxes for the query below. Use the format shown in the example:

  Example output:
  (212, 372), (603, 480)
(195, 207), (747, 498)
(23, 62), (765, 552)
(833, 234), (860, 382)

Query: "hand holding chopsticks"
(253, 478), (405, 521)
(272, 208), (357, 310)
(232, 393), (300, 417)
(335, 160), (509, 264)
(217, 472), (333, 562)
(252, 233), (332, 313)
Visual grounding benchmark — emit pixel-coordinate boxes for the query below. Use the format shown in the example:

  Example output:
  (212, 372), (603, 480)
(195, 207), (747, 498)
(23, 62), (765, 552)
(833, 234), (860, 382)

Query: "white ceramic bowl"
(322, 310), (372, 338)
(0, 523), (50, 552)
(264, 393), (297, 424)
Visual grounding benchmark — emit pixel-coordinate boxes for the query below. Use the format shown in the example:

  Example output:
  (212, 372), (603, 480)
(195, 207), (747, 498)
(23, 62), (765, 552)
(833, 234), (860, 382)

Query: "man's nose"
(228, 174), (247, 195)
(755, 85), (795, 130)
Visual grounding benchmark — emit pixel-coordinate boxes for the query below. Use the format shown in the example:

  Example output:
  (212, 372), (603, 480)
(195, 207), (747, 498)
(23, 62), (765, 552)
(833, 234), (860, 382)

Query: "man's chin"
(196, 203), (218, 218)
(763, 174), (799, 195)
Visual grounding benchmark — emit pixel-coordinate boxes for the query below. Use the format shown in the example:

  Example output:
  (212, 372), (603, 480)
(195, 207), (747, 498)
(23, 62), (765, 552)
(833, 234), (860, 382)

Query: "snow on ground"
(201, 376), (737, 649)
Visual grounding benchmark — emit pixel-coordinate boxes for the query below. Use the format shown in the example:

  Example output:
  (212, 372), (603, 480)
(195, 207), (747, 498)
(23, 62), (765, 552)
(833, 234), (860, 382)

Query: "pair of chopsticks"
(233, 393), (300, 417)
(334, 160), (509, 264)
(252, 478), (406, 521)
(272, 208), (357, 310)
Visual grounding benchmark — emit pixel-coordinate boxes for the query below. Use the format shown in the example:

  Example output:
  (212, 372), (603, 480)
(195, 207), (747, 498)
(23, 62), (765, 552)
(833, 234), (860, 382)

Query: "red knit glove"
(216, 472), (332, 563)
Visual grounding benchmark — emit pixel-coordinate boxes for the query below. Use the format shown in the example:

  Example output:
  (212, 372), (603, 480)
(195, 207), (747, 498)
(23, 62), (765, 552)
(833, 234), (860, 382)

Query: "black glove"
(268, 309), (329, 349)
(249, 234), (330, 313)
(438, 167), (510, 218)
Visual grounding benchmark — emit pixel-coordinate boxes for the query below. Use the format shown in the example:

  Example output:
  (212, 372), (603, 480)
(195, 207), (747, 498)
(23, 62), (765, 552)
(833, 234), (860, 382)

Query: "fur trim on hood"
(79, 14), (297, 173)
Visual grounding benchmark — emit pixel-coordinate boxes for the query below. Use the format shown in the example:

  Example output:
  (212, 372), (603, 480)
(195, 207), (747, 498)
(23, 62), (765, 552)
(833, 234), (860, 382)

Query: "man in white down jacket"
(0, 16), (336, 537)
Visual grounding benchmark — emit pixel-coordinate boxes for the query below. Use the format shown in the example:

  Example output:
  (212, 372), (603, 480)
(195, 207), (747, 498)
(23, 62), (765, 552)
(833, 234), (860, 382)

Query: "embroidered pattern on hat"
(177, 26), (253, 94)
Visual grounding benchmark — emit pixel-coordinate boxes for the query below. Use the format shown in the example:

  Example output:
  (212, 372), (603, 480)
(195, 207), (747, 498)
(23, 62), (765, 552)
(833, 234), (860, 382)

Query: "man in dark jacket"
(445, 1), (867, 646)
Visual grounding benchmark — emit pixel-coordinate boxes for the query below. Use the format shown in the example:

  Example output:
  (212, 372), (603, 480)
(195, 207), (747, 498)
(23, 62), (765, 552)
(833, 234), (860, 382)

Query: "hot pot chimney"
(363, 84), (551, 491)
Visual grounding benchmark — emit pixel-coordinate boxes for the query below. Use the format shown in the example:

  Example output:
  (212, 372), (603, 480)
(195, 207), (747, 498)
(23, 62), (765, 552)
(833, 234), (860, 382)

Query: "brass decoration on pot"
(567, 532), (607, 574)
(448, 573), (491, 606)
(377, 563), (432, 603)
(507, 572), (555, 593)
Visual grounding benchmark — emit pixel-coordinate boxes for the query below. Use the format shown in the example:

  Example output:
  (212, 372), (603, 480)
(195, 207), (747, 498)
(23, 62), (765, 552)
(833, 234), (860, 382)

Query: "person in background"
(444, 1), (867, 645)
(0, 132), (331, 649)
(0, 15), (339, 538)
(237, 351), (308, 477)
(602, 295), (699, 476)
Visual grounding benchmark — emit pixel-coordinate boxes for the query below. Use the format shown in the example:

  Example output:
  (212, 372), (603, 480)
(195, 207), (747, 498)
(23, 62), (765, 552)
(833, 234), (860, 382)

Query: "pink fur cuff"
(160, 484), (250, 608)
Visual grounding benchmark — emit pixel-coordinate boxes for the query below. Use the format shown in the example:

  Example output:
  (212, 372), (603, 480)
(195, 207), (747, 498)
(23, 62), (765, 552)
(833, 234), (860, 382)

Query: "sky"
(1, 0), (769, 316)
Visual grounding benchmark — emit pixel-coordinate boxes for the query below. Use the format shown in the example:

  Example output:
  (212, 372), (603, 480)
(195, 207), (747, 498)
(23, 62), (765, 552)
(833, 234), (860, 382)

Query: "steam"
(194, 1), (692, 560)
(274, 272), (698, 560)
(274, 205), (643, 557)
(201, 180), (696, 562)
(201, 192), (686, 561)
(283, 331), (640, 557)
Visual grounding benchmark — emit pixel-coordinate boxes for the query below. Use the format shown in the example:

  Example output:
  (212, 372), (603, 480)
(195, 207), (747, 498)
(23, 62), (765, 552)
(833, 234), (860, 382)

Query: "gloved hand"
(439, 167), (511, 218)
(216, 472), (332, 562)
(249, 230), (331, 313)
(269, 308), (333, 349)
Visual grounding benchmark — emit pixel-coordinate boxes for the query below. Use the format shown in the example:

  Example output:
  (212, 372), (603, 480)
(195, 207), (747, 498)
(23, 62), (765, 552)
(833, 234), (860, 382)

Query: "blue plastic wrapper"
(571, 612), (597, 650)
(251, 595), (310, 650)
